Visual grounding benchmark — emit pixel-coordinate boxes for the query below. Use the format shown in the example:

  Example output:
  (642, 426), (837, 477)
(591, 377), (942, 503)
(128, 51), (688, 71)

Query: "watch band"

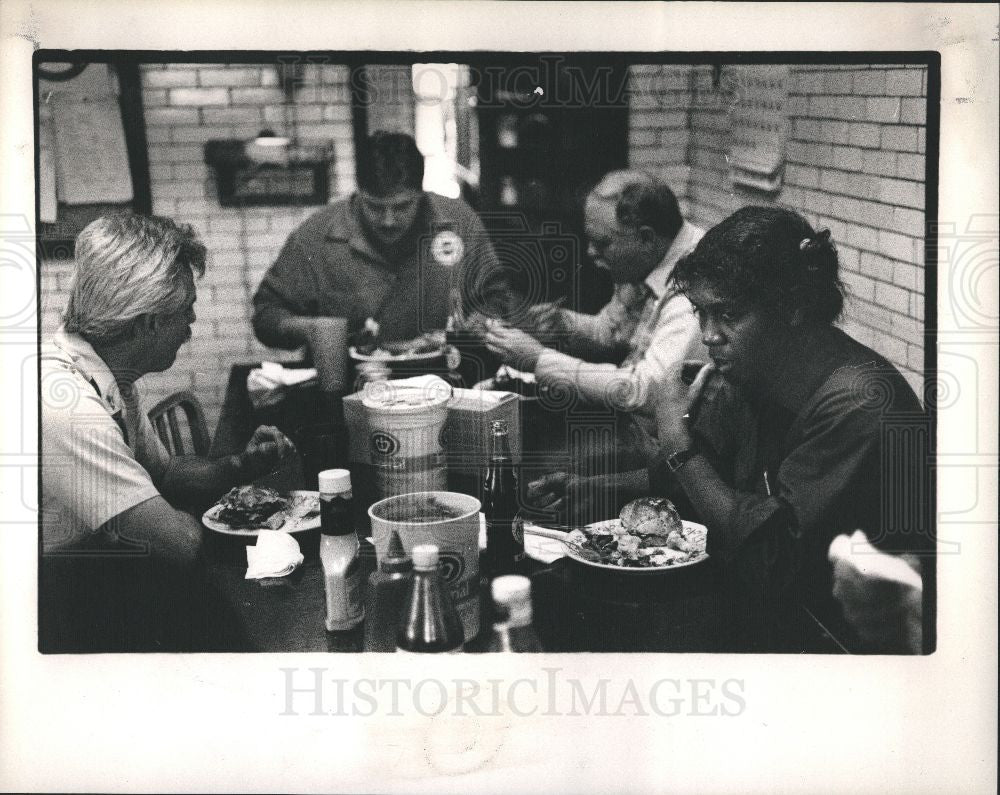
(665, 447), (698, 473)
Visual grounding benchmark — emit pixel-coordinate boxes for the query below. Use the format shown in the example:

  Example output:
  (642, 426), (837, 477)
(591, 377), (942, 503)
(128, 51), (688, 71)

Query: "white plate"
(526, 518), (709, 572)
(349, 346), (445, 363)
(202, 490), (321, 537)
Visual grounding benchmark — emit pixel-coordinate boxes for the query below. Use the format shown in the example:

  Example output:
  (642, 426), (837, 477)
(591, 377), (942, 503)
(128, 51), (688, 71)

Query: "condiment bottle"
(487, 575), (543, 652)
(362, 531), (413, 652)
(482, 420), (524, 579)
(396, 544), (465, 653)
(319, 468), (364, 631)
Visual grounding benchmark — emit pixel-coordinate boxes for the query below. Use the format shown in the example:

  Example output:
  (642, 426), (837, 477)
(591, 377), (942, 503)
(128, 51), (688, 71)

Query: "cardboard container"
(343, 386), (521, 515)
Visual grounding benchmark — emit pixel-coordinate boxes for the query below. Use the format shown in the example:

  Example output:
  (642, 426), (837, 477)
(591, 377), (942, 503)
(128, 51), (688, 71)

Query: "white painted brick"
(906, 342), (924, 371)
(893, 262), (921, 291)
(842, 270), (876, 302)
(860, 251), (895, 281)
(823, 121), (851, 145)
(824, 71), (853, 94)
(886, 70), (924, 96)
(865, 97), (901, 123)
(879, 334), (908, 367)
(878, 177), (923, 209)
(144, 125), (172, 143)
(171, 124), (236, 143)
(169, 87), (229, 106)
(895, 152), (925, 181)
(145, 108), (199, 126)
(900, 97), (926, 125)
(171, 163), (208, 180)
(143, 89), (168, 107)
(881, 125), (920, 152)
(198, 68), (262, 88)
(148, 144), (203, 164)
(861, 149), (897, 177)
(143, 69), (199, 89)
(201, 107), (262, 125)
(231, 87), (286, 105)
(852, 69), (887, 96)
(878, 230), (921, 263)
(848, 122), (881, 148)
(155, 180), (206, 200)
(890, 206), (925, 237)
(874, 280), (912, 315)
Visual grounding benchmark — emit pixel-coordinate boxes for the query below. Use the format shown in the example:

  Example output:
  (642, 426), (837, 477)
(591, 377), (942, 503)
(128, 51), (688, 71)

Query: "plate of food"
(350, 327), (446, 362)
(520, 497), (708, 572)
(202, 486), (321, 536)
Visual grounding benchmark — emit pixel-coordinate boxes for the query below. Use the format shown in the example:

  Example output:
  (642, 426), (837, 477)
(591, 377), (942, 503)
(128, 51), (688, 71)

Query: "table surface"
(200, 364), (851, 654)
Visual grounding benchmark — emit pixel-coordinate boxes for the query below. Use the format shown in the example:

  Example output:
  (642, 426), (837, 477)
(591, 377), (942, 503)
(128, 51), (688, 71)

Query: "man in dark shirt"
(252, 131), (506, 352)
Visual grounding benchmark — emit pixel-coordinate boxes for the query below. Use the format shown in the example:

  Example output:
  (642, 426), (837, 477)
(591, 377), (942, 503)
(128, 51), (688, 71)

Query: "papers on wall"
(727, 65), (791, 193)
(52, 98), (134, 205)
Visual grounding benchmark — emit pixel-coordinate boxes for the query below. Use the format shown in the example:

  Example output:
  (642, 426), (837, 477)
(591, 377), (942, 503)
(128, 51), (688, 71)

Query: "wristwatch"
(665, 447), (698, 473)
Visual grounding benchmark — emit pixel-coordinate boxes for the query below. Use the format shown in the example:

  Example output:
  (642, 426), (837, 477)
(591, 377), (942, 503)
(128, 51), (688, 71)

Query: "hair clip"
(800, 228), (832, 253)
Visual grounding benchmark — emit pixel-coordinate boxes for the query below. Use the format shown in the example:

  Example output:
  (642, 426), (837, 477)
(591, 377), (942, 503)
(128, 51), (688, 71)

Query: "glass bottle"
(396, 544), (465, 653)
(362, 531), (413, 652)
(482, 420), (524, 578)
(319, 468), (364, 631)
(487, 575), (543, 652)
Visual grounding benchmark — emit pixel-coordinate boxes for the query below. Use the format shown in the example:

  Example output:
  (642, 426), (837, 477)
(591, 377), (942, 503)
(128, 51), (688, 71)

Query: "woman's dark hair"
(357, 131), (425, 195)
(670, 206), (845, 323)
(616, 181), (683, 241)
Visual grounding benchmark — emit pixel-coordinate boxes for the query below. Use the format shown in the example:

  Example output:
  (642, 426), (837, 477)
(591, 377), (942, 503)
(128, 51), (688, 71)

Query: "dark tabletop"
(199, 363), (849, 654)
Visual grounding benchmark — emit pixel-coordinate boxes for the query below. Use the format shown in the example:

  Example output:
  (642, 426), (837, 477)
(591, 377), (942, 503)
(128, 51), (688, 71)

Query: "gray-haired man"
(40, 213), (292, 650)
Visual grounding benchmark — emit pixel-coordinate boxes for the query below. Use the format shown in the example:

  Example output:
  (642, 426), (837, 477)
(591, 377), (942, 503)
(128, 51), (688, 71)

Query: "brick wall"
(629, 64), (928, 397)
(40, 62), (357, 431)
(364, 65), (416, 136)
(626, 64), (695, 202)
(39, 61), (929, 438)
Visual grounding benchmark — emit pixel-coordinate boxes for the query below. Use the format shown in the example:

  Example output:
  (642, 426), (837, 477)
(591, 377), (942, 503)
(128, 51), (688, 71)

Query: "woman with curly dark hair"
(656, 206), (933, 653)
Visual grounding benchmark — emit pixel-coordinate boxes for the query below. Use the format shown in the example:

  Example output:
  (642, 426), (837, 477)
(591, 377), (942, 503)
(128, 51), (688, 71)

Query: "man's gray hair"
(63, 214), (206, 344)
(586, 168), (656, 214)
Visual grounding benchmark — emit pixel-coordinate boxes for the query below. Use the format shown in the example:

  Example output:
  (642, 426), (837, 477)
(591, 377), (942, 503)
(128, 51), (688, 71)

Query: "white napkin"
(828, 530), (922, 590)
(247, 362), (318, 409)
(245, 530), (304, 579)
(476, 513), (563, 564)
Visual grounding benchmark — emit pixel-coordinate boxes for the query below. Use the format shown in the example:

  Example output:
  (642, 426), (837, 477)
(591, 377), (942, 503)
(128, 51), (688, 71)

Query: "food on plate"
(286, 492), (321, 521)
(353, 318), (382, 356)
(353, 322), (445, 359)
(214, 485), (289, 530)
(564, 497), (703, 568)
(619, 496), (684, 537)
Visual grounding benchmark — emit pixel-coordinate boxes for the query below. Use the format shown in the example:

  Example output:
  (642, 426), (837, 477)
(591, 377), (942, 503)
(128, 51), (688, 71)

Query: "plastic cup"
(361, 381), (451, 500)
(369, 491), (482, 641)
(307, 317), (350, 392)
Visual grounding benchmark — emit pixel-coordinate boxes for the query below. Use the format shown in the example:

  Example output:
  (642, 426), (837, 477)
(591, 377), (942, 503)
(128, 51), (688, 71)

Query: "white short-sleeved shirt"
(41, 329), (170, 552)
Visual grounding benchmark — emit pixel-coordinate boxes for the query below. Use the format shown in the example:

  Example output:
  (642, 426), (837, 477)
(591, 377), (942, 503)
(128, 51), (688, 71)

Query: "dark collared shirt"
(252, 192), (504, 348)
(675, 327), (934, 651)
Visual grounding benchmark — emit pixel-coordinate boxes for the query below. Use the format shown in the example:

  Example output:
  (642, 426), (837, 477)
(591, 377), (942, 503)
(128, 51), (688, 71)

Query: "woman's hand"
(656, 361), (716, 453)
(482, 320), (547, 372)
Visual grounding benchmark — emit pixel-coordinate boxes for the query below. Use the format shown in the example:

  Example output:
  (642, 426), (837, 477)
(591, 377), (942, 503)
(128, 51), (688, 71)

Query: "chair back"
(148, 390), (210, 456)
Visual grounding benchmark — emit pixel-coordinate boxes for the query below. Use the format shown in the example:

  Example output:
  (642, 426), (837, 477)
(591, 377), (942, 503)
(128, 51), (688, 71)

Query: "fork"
(519, 521), (601, 562)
